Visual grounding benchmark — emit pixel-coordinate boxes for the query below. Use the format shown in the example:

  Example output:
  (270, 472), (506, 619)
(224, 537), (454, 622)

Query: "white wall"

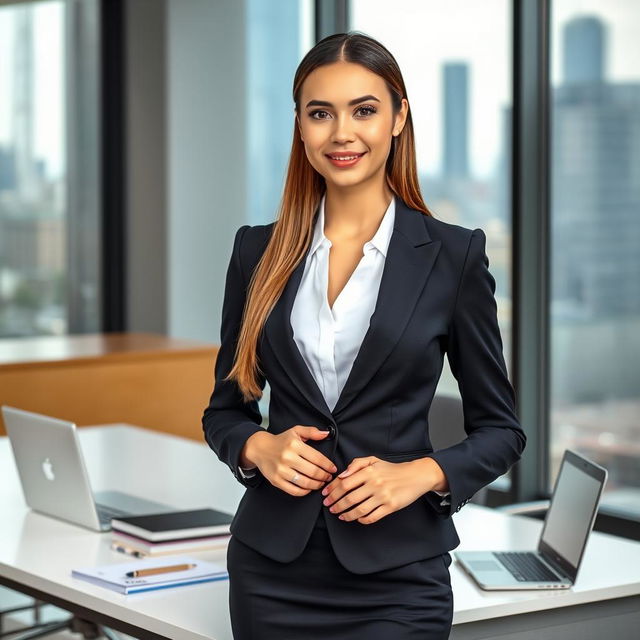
(167, 0), (249, 342)
(126, 0), (252, 344)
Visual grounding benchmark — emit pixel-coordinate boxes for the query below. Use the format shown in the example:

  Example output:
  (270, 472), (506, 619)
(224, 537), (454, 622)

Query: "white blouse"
(291, 193), (396, 414)
(239, 194), (450, 506)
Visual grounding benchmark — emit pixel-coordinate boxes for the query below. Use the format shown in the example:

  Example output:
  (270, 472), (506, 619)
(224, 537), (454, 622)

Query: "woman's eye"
(308, 105), (377, 120)
(356, 105), (377, 117)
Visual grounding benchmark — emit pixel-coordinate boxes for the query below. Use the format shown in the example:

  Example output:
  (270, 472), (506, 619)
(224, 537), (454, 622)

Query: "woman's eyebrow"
(305, 94), (380, 108)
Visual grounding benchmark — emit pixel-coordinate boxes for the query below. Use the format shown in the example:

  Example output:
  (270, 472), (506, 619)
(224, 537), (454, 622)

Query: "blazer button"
(325, 425), (336, 439)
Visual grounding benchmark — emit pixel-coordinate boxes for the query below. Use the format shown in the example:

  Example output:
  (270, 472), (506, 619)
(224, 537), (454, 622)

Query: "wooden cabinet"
(0, 332), (219, 441)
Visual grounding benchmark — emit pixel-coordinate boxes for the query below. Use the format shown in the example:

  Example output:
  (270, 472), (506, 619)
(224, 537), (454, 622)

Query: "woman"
(202, 31), (526, 639)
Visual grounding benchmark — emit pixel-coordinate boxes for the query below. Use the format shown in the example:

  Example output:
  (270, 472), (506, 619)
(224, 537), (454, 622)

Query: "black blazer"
(202, 194), (527, 575)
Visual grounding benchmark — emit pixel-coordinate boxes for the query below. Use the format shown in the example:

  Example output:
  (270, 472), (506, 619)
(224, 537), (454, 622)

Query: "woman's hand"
(242, 426), (337, 497)
(321, 456), (440, 524)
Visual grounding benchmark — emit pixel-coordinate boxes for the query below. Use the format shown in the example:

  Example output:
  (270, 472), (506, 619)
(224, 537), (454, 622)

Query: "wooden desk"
(0, 332), (218, 441)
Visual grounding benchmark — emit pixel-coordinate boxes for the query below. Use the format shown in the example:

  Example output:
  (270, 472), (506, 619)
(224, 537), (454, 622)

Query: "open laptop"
(454, 448), (607, 590)
(2, 405), (175, 532)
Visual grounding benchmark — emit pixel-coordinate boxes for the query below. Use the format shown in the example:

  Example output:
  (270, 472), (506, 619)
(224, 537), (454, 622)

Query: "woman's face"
(296, 61), (408, 192)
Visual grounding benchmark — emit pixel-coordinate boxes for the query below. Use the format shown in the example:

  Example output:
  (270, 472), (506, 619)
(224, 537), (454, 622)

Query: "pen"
(111, 542), (145, 559)
(125, 563), (196, 578)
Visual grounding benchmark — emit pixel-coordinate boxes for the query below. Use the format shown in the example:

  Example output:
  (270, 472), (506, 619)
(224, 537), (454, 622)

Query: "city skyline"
(1, 1), (639, 184)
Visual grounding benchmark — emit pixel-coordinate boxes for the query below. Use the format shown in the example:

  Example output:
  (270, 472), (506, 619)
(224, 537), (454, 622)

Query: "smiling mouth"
(325, 152), (366, 160)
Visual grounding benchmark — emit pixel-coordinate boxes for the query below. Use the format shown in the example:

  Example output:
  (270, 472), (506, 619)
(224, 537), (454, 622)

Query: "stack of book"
(110, 508), (233, 558)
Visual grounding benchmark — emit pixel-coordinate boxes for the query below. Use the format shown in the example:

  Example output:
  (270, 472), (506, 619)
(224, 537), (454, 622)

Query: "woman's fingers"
(276, 456), (333, 496)
(338, 456), (378, 478)
(326, 481), (373, 514)
(266, 427), (337, 496)
(293, 436), (338, 476)
(297, 459), (333, 487)
(337, 496), (384, 523)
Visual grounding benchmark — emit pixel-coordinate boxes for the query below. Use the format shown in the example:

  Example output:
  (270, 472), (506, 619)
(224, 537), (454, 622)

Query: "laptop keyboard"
(493, 551), (563, 582)
(96, 504), (128, 525)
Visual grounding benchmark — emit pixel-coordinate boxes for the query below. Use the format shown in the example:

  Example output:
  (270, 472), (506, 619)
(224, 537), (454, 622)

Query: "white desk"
(1, 425), (639, 640)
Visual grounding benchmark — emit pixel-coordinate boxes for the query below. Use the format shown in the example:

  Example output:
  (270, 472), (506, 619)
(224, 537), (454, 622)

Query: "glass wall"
(245, 0), (314, 419)
(246, 0), (314, 227)
(550, 0), (640, 516)
(0, 1), (66, 336)
(0, 0), (101, 338)
(349, 0), (513, 395)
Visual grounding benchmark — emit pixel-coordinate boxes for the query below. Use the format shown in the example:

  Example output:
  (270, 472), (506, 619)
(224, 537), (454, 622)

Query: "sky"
(0, 0), (638, 182)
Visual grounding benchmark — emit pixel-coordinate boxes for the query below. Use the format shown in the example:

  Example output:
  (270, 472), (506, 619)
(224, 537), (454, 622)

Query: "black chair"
(428, 392), (489, 506)
(429, 393), (552, 519)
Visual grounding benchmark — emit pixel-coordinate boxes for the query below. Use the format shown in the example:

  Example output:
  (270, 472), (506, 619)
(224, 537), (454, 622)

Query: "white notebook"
(71, 554), (228, 594)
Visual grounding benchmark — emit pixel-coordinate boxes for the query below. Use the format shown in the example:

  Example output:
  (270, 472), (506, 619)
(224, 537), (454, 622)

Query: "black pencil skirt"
(226, 508), (454, 639)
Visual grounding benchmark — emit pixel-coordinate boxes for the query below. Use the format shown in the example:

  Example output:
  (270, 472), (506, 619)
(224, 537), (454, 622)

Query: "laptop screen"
(538, 450), (607, 580)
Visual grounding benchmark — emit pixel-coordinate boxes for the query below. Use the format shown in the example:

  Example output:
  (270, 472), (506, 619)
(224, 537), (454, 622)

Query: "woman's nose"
(331, 114), (355, 143)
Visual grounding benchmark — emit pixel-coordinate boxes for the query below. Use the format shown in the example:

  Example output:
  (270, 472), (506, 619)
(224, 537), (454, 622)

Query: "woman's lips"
(325, 152), (366, 168)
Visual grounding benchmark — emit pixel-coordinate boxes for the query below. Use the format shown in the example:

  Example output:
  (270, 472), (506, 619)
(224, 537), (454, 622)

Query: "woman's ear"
(392, 98), (409, 137)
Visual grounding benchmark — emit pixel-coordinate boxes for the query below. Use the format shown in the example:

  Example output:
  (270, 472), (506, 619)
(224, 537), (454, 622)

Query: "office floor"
(1, 587), (138, 639)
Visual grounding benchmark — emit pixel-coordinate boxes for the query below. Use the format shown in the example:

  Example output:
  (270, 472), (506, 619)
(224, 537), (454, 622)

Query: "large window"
(349, 1), (513, 393)
(245, 0), (314, 420)
(0, 0), (101, 338)
(246, 0), (314, 227)
(550, 1), (640, 516)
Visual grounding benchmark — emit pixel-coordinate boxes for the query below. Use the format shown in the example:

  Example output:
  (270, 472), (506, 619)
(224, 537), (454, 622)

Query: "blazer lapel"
(332, 197), (441, 416)
(263, 195), (441, 423)
(263, 232), (335, 421)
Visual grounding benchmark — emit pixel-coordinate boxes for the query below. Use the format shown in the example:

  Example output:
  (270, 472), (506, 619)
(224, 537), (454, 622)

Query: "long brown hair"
(225, 31), (434, 402)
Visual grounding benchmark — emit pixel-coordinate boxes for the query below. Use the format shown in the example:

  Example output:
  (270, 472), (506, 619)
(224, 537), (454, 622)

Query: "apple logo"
(42, 457), (55, 481)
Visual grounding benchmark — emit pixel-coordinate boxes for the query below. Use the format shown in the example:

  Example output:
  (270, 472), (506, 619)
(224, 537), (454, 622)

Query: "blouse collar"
(309, 193), (396, 259)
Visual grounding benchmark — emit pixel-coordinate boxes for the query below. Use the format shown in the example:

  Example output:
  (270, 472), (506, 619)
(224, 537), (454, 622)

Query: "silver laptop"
(455, 449), (607, 590)
(2, 405), (175, 532)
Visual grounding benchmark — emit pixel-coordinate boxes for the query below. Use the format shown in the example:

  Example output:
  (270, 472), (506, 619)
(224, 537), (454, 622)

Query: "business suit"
(203, 194), (526, 635)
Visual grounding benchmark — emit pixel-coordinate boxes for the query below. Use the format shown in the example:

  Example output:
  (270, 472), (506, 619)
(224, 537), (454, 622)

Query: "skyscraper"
(563, 15), (605, 85)
(443, 62), (469, 180)
(12, 6), (39, 203)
